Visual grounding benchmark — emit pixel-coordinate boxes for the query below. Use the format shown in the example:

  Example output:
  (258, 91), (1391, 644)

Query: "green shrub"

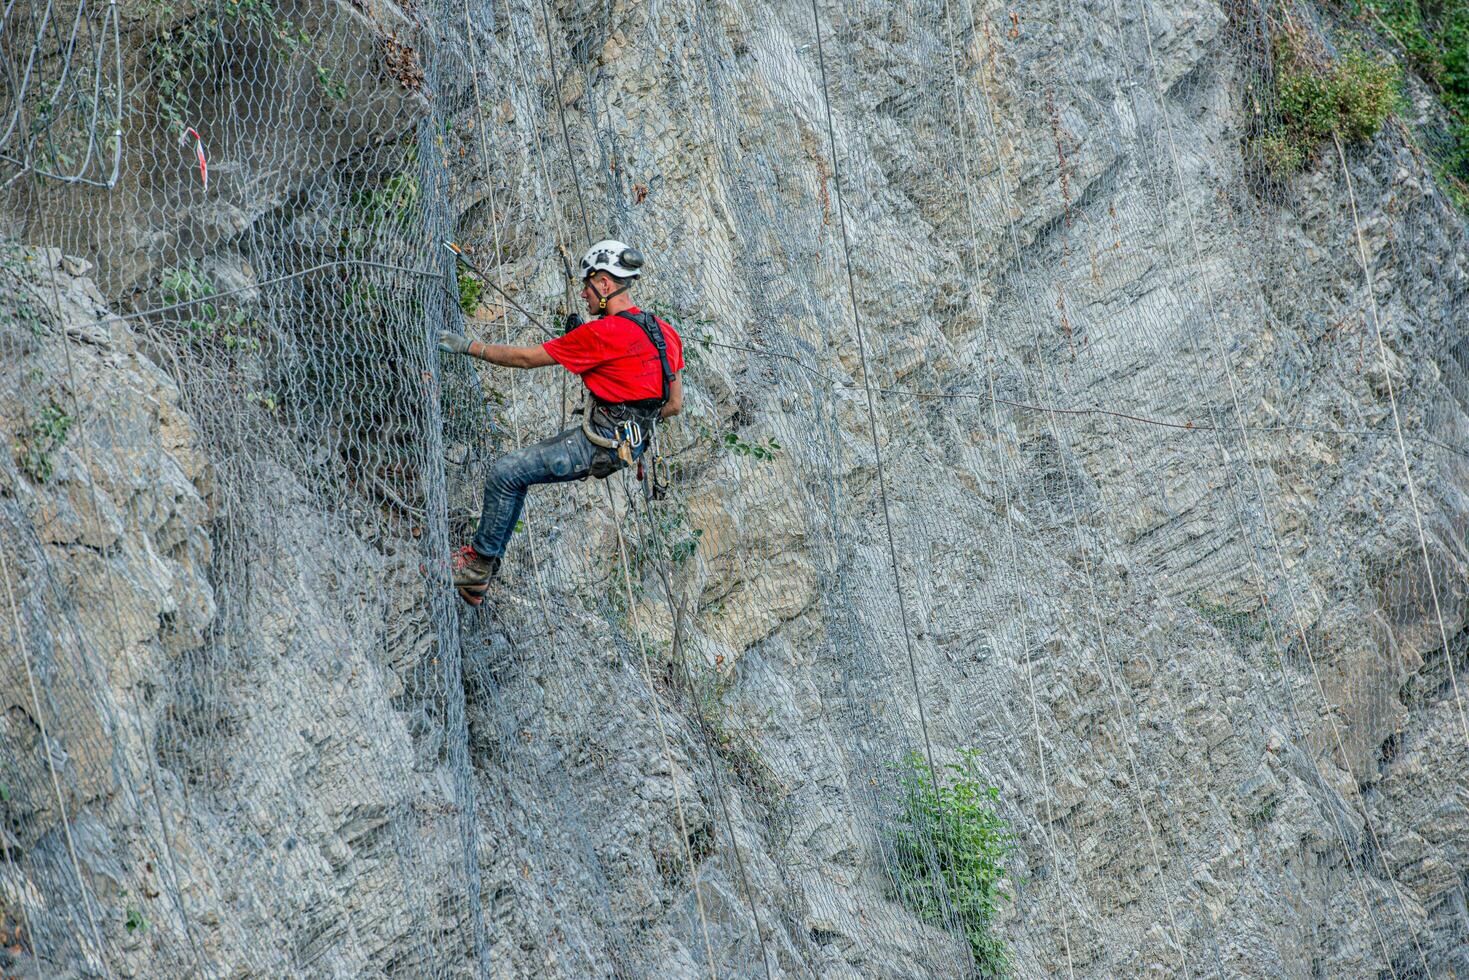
(1343, 0), (1469, 196)
(14, 403), (74, 483)
(1265, 25), (1401, 175)
(1335, 50), (1402, 139)
(1346, 0), (1468, 97)
(889, 749), (1015, 977)
(158, 264), (261, 351)
(457, 269), (483, 316)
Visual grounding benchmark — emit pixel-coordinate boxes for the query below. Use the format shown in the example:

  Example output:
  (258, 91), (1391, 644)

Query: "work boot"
(451, 545), (499, 606)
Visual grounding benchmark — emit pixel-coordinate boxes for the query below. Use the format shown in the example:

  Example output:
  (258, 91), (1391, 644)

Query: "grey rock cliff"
(2, 0), (1467, 977)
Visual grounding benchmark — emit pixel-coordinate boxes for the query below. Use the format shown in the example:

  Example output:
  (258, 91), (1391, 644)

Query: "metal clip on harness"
(581, 391), (619, 449)
(581, 391), (644, 465)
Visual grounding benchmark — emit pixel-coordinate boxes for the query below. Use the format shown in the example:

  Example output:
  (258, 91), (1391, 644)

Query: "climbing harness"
(580, 393), (648, 477)
(578, 308), (673, 478)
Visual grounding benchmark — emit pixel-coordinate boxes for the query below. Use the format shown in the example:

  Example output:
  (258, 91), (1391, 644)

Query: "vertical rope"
(938, 2), (1078, 971)
(535, 0), (591, 242)
(1096, 5), (1397, 969)
(1128, 0), (1424, 968)
(627, 479), (776, 980)
(805, 0), (940, 794)
(0, 546), (112, 978)
(35, 241), (210, 977)
(604, 484), (720, 979)
(1333, 132), (1469, 750)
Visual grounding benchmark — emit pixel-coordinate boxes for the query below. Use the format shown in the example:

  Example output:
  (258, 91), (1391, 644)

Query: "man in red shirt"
(437, 240), (684, 603)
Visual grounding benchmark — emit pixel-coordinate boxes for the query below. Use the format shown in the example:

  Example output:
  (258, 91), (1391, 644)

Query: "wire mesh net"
(2, 0), (1467, 977)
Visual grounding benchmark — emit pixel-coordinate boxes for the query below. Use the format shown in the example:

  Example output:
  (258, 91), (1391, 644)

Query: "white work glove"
(438, 331), (472, 356)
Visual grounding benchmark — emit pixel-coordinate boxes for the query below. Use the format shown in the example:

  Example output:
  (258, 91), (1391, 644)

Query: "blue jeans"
(471, 424), (644, 558)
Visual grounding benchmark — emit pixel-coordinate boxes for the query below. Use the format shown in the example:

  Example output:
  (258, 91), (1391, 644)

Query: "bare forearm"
(464, 339), (522, 365)
(466, 341), (547, 368)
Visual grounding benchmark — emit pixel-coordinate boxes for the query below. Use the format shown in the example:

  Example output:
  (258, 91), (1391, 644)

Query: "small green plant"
(658, 505), (704, 567)
(14, 403), (75, 483)
(724, 432), (781, 461)
(1248, 800), (1278, 828)
(616, 503), (704, 588)
(889, 749), (1015, 977)
(148, 0), (337, 134)
(22, 77), (119, 176)
(1257, 128), (1306, 176)
(315, 65), (348, 101)
(1342, 0), (1469, 198)
(158, 264), (261, 351)
(3, 295), (44, 336)
(668, 526), (704, 565)
(0, 782), (9, 802)
(247, 390), (279, 412)
(1254, 20), (1401, 178)
(124, 903), (147, 935)
(348, 170), (421, 240)
(159, 264), (217, 332)
(680, 330), (714, 365)
(1188, 594), (1267, 644)
(457, 268), (484, 316)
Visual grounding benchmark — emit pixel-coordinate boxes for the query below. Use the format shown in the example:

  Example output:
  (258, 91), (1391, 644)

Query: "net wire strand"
(1126, 0), (1436, 967)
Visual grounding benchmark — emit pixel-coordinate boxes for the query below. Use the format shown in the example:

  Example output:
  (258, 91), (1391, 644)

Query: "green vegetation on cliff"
(889, 750), (1015, 977)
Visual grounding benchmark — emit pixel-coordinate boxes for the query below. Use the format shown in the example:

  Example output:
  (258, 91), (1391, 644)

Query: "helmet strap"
(597, 283), (630, 312)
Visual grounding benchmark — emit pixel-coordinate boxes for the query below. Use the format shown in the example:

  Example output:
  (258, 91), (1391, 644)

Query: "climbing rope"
(0, 544), (114, 977)
(1129, 0), (1424, 968)
(623, 476), (778, 980)
(603, 483), (720, 978)
(1333, 132), (1469, 752)
(806, 0), (941, 807)
(479, 5), (739, 971)
(533, 0), (591, 242)
(533, 0), (594, 430)
(937, 0), (1077, 969)
(502, 5), (786, 971)
(1095, 9), (1392, 967)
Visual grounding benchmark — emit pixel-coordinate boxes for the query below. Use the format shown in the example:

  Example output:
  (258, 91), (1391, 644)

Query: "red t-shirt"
(542, 307), (683, 403)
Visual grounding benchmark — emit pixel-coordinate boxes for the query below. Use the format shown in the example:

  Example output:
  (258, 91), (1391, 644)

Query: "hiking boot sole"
(457, 583), (489, 606)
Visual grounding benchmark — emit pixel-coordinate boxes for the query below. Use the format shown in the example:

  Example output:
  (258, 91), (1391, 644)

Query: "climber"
(437, 239), (684, 605)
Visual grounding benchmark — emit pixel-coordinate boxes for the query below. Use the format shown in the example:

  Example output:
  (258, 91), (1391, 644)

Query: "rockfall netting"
(2, 0), (1467, 977)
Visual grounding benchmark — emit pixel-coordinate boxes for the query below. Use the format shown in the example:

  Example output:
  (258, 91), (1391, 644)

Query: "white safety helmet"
(580, 239), (644, 280)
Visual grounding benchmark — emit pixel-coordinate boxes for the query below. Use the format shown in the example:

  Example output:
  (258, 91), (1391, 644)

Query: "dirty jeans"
(471, 424), (644, 559)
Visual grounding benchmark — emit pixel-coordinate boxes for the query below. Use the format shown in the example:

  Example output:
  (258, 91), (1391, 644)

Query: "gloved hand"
(563, 314), (582, 335)
(438, 331), (472, 356)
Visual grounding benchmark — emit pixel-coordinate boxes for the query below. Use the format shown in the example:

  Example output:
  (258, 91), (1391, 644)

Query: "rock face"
(3, 0), (1468, 977)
